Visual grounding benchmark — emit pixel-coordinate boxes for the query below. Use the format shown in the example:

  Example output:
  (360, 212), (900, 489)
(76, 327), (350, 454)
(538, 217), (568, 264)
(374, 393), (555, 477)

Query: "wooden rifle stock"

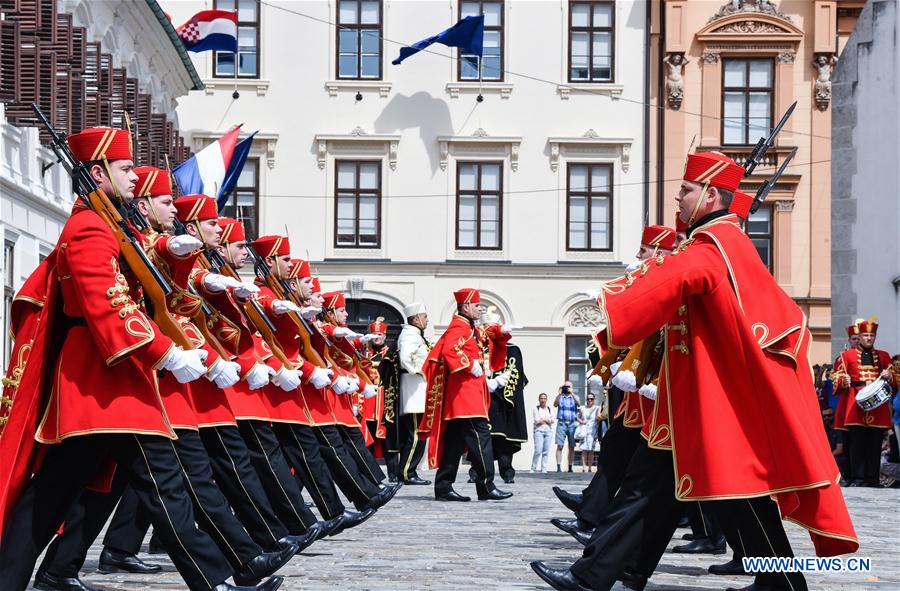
(197, 253), (295, 369)
(86, 189), (193, 349)
(617, 332), (661, 386)
(592, 346), (623, 384)
(261, 272), (329, 368)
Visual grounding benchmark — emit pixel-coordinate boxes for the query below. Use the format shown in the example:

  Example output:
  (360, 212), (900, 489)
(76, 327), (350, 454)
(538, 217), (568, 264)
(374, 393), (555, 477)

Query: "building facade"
(647, 0), (864, 363)
(0, 0), (201, 366)
(831, 0), (899, 356)
(170, 0), (648, 468)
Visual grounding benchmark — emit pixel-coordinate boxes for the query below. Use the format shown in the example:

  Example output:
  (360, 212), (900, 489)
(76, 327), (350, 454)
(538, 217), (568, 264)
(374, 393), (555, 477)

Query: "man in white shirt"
(397, 303), (433, 485)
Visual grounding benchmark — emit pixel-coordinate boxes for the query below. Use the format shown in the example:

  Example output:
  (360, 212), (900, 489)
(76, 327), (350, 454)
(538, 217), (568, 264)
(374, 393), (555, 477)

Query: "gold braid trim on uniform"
(450, 336), (470, 371)
(420, 361), (445, 433)
(502, 357), (519, 406)
(106, 258), (140, 318)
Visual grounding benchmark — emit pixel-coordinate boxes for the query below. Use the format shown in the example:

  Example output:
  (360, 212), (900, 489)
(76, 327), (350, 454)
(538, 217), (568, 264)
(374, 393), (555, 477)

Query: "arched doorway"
(345, 298), (404, 349)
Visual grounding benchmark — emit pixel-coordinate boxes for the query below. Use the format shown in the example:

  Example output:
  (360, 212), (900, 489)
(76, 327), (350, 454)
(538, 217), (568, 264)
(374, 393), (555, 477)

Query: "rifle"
(32, 103), (191, 348)
(202, 247), (294, 369)
(749, 146), (797, 215)
(247, 246), (329, 368)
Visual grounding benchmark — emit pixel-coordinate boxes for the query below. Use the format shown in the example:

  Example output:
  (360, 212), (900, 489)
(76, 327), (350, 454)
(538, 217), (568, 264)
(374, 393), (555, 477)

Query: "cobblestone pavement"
(37, 472), (899, 591)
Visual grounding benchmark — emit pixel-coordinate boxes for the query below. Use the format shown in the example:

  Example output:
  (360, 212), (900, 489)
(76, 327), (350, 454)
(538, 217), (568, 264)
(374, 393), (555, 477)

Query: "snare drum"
(855, 378), (892, 412)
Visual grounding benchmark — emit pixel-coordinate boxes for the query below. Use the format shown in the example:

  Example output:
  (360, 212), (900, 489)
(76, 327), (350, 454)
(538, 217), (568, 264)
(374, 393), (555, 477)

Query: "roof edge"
(144, 0), (205, 91)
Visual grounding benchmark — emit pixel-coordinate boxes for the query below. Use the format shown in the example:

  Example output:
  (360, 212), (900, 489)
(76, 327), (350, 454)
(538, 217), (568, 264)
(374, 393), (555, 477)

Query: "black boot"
(98, 546), (162, 574)
(435, 488), (471, 502)
(672, 536), (727, 555)
(215, 576), (284, 591)
(327, 508), (377, 537)
(33, 572), (100, 591)
(530, 562), (591, 591)
(709, 557), (749, 576)
(232, 545), (298, 586)
(552, 486), (583, 513)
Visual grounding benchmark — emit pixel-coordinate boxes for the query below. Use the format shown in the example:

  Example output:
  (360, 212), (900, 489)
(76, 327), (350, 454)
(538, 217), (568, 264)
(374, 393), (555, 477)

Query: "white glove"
(500, 325), (521, 335)
(495, 371), (511, 387)
(167, 234), (204, 256)
(587, 374), (604, 392)
(160, 347), (209, 384)
(202, 273), (231, 293)
(246, 363), (276, 390)
(579, 289), (601, 300)
(486, 378), (500, 392)
(271, 367), (302, 391)
(358, 333), (380, 344)
(272, 299), (301, 315)
(610, 361), (622, 376)
(352, 404), (361, 417)
(612, 369), (638, 393)
(331, 376), (352, 395)
(310, 367), (335, 389)
(230, 280), (259, 299)
(346, 376), (360, 394)
(207, 360), (241, 388)
(625, 258), (642, 272)
(333, 327), (362, 339)
(362, 383), (378, 399)
(471, 361), (483, 378)
(639, 383), (657, 401)
(300, 306), (321, 320)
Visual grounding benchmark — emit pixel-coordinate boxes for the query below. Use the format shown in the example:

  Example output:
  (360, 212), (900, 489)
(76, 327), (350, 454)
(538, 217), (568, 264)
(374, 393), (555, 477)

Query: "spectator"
(531, 393), (554, 473)
(821, 364), (837, 411)
(821, 402), (849, 483)
(892, 355), (900, 461)
(553, 381), (581, 473)
(577, 393), (601, 472)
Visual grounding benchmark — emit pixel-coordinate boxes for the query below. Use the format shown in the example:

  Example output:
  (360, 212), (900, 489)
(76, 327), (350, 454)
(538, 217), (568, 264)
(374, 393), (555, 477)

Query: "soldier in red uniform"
(532, 152), (858, 591)
(832, 317), (896, 486)
(0, 128), (282, 591)
(360, 317), (395, 479)
(249, 237), (384, 531)
(419, 288), (513, 502)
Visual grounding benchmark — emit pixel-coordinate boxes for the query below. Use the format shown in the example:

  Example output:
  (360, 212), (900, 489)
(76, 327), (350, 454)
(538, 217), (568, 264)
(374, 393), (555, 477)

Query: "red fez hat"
(322, 291), (346, 310)
(133, 166), (173, 198)
(846, 324), (860, 337)
(640, 225), (676, 251)
(288, 259), (311, 279)
(729, 191), (755, 220)
(67, 127), (133, 163)
(252, 235), (291, 258)
(310, 277), (321, 293)
(217, 217), (245, 244)
(369, 316), (387, 334)
(175, 194), (218, 222)
(454, 288), (480, 305)
(683, 152), (745, 193)
(855, 317), (879, 335)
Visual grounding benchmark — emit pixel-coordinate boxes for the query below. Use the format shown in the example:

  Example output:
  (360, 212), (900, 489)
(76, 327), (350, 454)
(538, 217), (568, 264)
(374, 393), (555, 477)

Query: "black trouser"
(435, 417), (495, 497)
(712, 497), (808, 590)
(198, 425), (288, 549)
(577, 416), (643, 527)
(237, 420), (318, 531)
(493, 436), (520, 482)
(338, 423), (386, 485)
(103, 484), (150, 556)
(398, 412), (426, 481)
(366, 420), (399, 481)
(687, 501), (723, 540)
(0, 434), (232, 591)
(272, 422), (345, 520)
(37, 468), (131, 579)
(313, 425), (381, 509)
(846, 426), (885, 485)
(570, 443), (677, 591)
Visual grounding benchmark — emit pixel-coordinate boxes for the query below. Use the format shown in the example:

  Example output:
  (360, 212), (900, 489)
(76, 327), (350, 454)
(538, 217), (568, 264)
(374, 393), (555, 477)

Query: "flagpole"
(232, 47), (240, 99)
(476, 54), (484, 103)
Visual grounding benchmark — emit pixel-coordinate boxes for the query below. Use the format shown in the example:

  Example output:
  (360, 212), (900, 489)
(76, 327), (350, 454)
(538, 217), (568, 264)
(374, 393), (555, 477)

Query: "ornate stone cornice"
(708, 0), (791, 24)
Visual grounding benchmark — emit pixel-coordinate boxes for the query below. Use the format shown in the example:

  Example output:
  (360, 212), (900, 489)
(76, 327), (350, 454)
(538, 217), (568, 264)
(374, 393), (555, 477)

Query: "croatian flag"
(176, 10), (237, 53)
(173, 126), (242, 199)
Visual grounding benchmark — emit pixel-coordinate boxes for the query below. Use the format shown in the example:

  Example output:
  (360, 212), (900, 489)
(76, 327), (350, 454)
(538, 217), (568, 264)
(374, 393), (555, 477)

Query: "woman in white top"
(531, 393), (554, 473)
(577, 393), (602, 472)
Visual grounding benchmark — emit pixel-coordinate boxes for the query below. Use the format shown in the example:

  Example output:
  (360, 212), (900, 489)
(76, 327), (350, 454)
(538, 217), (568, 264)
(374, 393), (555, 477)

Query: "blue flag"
(218, 131), (257, 209)
(392, 15), (483, 65)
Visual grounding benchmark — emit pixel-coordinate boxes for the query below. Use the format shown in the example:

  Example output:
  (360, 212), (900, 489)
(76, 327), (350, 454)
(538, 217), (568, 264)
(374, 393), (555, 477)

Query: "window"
(220, 157), (259, 240)
(566, 335), (591, 403)
(337, 0), (382, 79)
(335, 160), (381, 248)
(722, 58), (774, 145)
(3, 240), (14, 367)
(746, 206), (773, 272)
(567, 163), (613, 251)
(214, 0), (260, 78)
(459, 1), (503, 81)
(456, 161), (502, 250)
(568, 1), (615, 82)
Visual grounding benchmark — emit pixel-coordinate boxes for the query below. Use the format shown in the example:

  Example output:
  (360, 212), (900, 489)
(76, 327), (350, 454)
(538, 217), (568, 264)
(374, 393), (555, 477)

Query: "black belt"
(850, 381), (867, 388)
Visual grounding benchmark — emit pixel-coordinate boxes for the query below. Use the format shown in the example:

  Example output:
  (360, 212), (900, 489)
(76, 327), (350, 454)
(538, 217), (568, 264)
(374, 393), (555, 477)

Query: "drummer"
(832, 317), (897, 487)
